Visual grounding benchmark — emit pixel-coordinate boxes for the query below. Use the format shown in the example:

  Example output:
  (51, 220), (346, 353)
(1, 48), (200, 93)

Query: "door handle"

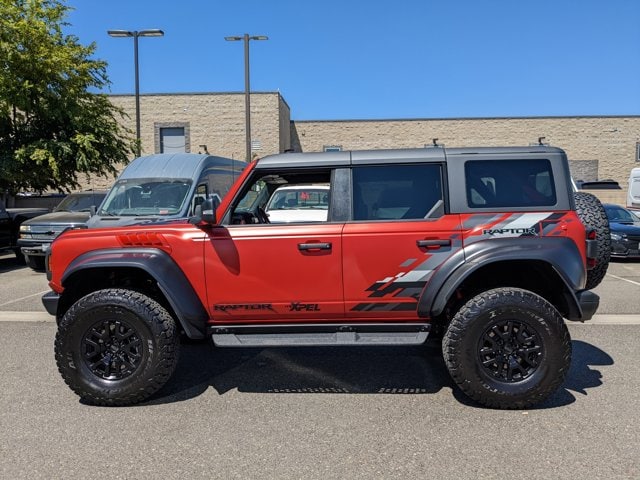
(417, 239), (451, 249)
(298, 242), (332, 251)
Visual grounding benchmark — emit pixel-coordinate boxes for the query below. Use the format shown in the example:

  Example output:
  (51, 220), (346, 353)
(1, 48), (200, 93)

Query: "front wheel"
(13, 248), (26, 265)
(25, 255), (45, 271)
(443, 288), (571, 409)
(55, 289), (179, 406)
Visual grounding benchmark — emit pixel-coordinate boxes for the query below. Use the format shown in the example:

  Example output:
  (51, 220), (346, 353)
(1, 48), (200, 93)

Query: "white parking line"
(606, 274), (640, 287)
(0, 290), (50, 308)
(0, 311), (54, 322)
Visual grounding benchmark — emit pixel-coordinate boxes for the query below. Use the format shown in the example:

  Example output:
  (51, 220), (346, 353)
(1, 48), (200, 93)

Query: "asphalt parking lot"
(1, 253), (639, 479)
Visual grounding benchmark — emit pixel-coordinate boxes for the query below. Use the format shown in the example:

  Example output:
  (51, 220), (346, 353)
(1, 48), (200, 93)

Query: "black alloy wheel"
(477, 319), (543, 383)
(55, 288), (179, 406)
(443, 287), (571, 409)
(81, 318), (143, 381)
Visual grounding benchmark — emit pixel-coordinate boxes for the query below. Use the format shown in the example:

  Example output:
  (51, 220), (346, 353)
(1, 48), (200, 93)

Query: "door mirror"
(201, 197), (219, 223)
(190, 197), (219, 226)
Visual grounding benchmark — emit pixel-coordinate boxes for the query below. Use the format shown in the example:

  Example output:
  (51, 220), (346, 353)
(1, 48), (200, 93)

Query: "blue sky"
(65, 0), (640, 120)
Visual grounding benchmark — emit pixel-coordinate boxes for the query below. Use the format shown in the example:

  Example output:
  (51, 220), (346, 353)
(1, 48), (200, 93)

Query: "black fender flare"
(418, 237), (588, 321)
(61, 248), (209, 339)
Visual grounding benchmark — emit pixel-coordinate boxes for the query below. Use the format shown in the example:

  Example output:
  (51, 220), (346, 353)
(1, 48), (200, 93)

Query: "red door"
(203, 223), (344, 322)
(342, 217), (461, 320)
(343, 162), (461, 321)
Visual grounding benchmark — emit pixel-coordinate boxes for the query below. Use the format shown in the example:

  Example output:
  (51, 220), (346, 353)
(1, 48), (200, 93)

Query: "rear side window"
(352, 164), (443, 221)
(465, 159), (556, 208)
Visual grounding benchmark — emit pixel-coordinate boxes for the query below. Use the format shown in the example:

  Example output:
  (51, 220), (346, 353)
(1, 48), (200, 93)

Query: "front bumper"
(611, 238), (640, 258)
(18, 239), (52, 258)
(42, 291), (59, 316)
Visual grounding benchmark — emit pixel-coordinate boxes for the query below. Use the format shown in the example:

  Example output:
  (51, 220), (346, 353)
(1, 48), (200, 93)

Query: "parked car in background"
(264, 185), (330, 223)
(628, 167), (640, 210)
(604, 203), (640, 259)
(86, 153), (245, 229)
(18, 191), (107, 271)
(0, 199), (49, 263)
(576, 179), (621, 190)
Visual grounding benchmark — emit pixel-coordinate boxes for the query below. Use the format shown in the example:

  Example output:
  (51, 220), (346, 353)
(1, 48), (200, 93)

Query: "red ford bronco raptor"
(43, 146), (609, 409)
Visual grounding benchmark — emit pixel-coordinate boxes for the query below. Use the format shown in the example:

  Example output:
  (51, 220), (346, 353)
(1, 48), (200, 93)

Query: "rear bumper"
(575, 290), (599, 321)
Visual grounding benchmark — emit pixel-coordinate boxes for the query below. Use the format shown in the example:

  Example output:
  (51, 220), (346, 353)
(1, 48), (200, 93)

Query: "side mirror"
(201, 197), (218, 223)
(89, 205), (96, 216)
(190, 197), (219, 226)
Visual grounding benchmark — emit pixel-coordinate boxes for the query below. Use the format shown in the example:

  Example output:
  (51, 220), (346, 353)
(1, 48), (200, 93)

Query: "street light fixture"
(225, 34), (268, 162)
(108, 29), (164, 157)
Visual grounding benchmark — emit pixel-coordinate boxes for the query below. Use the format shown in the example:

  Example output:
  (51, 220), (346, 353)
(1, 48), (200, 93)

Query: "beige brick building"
(107, 92), (640, 203)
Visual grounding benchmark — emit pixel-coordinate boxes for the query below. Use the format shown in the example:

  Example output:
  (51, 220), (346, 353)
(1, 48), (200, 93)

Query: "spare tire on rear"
(574, 191), (610, 289)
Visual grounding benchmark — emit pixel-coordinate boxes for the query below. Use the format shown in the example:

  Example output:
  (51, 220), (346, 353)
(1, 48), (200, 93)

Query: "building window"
(154, 122), (190, 154)
(636, 142), (640, 162)
(323, 145), (342, 152)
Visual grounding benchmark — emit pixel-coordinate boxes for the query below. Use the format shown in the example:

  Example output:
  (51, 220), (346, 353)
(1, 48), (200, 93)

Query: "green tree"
(0, 0), (134, 195)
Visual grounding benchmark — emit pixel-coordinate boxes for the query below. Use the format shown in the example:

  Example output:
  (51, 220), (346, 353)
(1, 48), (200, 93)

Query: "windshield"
(605, 205), (640, 223)
(99, 178), (192, 216)
(55, 193), (106, 212)
(265, 188), (330, 211)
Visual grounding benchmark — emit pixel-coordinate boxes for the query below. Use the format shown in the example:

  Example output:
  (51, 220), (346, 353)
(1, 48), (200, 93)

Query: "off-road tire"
(443, 288), (571, 409)
(574, 191), (610, 289)
(55, 289), (179, 406)
(25, 255), (45, 271)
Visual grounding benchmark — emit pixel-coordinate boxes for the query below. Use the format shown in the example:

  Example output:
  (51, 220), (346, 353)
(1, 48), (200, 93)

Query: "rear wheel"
(443, 288), (571, 409)
(55, 289), (179, 406)
(574, 191), (610, 289)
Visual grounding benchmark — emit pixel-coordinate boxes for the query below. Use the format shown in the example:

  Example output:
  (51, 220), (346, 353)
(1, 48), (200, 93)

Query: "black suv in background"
(18, 191), (106, 271)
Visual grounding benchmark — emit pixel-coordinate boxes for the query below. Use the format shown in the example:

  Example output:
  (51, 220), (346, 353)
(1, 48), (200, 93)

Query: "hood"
(85, 214), (187, 229)
(610, 221), (640, 236)
(21, 211), (91, 226)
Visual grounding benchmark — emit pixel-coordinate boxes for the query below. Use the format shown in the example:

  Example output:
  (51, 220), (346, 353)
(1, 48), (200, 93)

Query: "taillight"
(585, 228), (598, 269)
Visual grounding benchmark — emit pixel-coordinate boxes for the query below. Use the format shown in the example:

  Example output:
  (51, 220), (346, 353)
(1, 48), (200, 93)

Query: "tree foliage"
(0, 0), (134, 194)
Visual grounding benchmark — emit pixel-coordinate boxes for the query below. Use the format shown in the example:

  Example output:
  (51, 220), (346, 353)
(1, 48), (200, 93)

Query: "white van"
(628, 168), (640, 210)
(87, 153), (245, 228)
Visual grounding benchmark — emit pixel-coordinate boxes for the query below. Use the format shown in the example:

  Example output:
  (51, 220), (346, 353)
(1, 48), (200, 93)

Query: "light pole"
(107, 29), (164, 157)
(225, 34), (268, 162)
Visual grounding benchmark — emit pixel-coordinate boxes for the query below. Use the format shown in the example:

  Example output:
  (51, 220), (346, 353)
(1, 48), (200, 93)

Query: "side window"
(465, 159), (556, 208)
(352, 164), (443, 221)
(227, 169), (333, 225)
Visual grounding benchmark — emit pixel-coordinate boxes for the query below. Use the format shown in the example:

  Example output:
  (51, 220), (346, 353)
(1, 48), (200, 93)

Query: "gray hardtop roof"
(444, 145), (565, 156)
(118, 153), (238, 180)
(256, 146), (566, 169)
